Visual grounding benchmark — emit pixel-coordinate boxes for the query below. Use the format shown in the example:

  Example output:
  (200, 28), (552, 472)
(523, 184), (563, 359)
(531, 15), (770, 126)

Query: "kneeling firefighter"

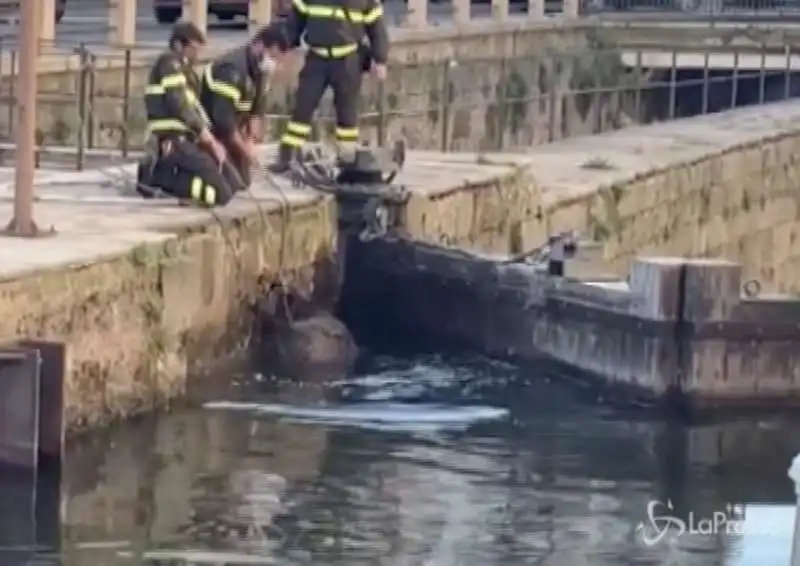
(200, 24), (292, 192)
(137, 22), (234, 207)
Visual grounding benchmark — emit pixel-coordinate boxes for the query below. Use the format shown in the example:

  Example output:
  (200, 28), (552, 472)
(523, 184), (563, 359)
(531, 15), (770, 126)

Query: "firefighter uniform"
(272, 0), (389, 168)
(141, 50), (234, 207)
(200, 46), (267, 192)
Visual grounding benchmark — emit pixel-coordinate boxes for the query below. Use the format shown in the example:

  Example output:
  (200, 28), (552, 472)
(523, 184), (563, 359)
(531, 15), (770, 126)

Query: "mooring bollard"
(787, 453), (800, 565)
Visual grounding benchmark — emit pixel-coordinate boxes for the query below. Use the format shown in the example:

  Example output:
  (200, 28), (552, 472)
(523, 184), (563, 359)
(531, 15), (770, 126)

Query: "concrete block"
(682, 259), (742, 322)
(628, 257), (685, 321)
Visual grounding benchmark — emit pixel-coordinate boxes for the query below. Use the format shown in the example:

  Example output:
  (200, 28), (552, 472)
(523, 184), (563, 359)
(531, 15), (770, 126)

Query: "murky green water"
(2, 355), (798, 565)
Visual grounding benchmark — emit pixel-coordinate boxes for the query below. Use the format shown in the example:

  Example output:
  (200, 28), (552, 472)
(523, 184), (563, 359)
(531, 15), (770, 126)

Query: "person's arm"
(248, 71), (268, 142)
(284, 0), (308, 48)
(208, 63), (251, 155)
(362, 0), (388, 64)
(157, 55), (207, 135)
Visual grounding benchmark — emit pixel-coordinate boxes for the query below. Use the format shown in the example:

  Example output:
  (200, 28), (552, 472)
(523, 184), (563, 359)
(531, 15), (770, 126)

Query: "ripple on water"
(50, 355), (799, 566)
(203, 401), (510, 433)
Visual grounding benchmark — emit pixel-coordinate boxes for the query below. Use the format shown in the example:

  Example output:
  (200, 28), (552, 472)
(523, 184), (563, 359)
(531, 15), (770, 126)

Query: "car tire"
(154, 8), (181, 24)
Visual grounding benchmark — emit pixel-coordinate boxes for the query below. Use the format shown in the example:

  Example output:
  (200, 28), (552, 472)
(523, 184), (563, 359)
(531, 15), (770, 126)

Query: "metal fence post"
(376, 78), (387, 147)
(439, 59), (453, 152)
(87, 53), (97, 151)
(787, 454), (800, 566)
(7, 48), (17, 138)
(76, 44), (90, 171)
(668, 50), (678, 120)
(496, 55), (508, 151)
(758, 45), (767, 105)
(121, 49), (132, 157)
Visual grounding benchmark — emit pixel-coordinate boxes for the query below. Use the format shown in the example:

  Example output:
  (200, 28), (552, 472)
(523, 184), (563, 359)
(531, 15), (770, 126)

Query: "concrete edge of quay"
(0, 152), (532, 440)
(343, 102), (800, 412)
(0, 191), (337, 436)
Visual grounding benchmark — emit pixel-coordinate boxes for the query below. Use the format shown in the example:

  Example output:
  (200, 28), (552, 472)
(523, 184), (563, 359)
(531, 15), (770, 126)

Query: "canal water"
(6, 354), (800, 565)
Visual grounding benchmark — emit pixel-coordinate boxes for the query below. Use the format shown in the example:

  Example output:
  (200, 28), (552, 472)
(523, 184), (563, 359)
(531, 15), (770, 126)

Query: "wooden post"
(248, 0), (273, 32)
(40, 0), (56, 44)
(108, 0), (137, 45)
(183, 0), (208, 34)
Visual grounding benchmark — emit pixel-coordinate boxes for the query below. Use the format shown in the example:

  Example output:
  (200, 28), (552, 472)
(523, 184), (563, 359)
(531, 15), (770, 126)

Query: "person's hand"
(371, 62), (387, 81)
(248, 116), (265, 142)
(200, 128), (227, 164)
(209, 137), (227, 165)
(243, 138), (260, 166)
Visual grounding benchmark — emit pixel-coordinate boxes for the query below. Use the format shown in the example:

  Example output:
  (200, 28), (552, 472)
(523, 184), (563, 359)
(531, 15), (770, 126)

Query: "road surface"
(0, 0), (533, 47)
(0, 0), (799, 49)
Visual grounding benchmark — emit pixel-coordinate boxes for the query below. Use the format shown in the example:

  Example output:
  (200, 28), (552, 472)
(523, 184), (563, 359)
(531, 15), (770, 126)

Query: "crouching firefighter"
(137, 22), (234, 207)
(200, 24), (291, 192)
(267, 0), (390, 173)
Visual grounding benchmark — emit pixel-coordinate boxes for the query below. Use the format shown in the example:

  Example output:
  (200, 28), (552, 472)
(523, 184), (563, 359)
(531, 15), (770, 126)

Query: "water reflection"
(4, 355), (799, 564)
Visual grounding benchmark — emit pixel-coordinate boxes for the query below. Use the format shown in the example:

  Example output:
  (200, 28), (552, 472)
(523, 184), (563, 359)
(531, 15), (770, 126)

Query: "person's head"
(168, 21), (206, 64)
(249, 23), (292, 73)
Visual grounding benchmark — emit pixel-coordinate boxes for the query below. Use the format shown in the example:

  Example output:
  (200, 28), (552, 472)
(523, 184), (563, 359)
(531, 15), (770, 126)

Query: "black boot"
(267, 145), (297, 175)
(135, 155), (157, 198)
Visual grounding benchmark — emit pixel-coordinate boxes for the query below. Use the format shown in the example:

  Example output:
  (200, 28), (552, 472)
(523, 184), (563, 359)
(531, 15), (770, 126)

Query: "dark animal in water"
(252, 282), (358, 380)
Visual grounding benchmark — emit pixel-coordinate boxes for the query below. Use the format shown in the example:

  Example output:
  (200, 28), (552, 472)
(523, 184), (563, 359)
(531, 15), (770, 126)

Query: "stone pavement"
(0, 146), (522, 282)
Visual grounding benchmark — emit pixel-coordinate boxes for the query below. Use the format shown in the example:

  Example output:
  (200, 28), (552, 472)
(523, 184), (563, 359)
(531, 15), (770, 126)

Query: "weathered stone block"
(682, 259), (742, 322)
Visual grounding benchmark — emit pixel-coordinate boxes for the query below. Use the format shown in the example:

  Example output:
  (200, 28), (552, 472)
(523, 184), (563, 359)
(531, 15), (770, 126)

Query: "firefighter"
(200, 24), (292, 192)
(137, 22), (234, 207)
(267, 0), (390, 173)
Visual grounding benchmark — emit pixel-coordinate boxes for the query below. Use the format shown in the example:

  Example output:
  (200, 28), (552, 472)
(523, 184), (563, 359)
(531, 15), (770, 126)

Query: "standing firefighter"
(137, 22), (234, 207)
(268, 0), (389, 173)
(200, 24), (291, 192)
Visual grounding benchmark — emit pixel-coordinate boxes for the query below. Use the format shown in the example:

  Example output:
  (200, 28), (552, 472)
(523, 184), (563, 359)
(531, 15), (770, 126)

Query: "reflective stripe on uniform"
(144, 73), (187, 95)
(146, 68), (208, 132)
(203, 66), (240, 101)
(287, 122), (311, 136)
(292, 0), (383, 23)
(281, 121), (311, 148)
(335, 126), (358, 141)
(280, 133), (306, 148)
(162, 73), (187, 88)
(203, 66), (253, 112)
(309, 44), (358, 58)
(146, 119), (189, 135)
(190, 176), (216, 206)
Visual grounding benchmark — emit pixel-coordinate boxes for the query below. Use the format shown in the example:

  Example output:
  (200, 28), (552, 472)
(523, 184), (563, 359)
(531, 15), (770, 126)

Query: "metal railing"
(1, 38), (798, 170)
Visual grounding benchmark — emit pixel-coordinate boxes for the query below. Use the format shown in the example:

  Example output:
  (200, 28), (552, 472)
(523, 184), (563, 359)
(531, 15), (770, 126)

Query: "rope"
(43, 149), (298, 327)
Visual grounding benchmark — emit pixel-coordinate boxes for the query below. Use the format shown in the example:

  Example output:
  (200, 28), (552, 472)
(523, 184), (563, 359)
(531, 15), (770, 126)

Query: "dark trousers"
(279, 51), (363, 153)
(216, 134), (252, 192)
(144, 137), (234, 207)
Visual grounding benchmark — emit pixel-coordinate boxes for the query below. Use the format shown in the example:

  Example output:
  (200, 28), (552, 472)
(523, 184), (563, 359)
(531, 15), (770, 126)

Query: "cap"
(252, 22), (291, 51)
(169, 21), (207, 46)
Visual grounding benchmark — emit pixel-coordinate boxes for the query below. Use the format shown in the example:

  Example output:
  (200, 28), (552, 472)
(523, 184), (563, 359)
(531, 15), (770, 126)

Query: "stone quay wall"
(0, 150), (535, 434)
(5, 21), (641, 153)
(0, 198), (337, 433)
(505, 100), (800, 296)
(343, 241), (800, 409)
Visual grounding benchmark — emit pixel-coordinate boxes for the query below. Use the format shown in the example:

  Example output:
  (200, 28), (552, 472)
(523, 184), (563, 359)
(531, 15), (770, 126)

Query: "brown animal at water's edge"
(251, 281), (358, 380)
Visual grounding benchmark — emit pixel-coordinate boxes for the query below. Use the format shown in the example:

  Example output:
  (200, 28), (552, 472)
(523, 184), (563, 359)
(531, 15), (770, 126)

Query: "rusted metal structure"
(0, 341), (65, 563)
